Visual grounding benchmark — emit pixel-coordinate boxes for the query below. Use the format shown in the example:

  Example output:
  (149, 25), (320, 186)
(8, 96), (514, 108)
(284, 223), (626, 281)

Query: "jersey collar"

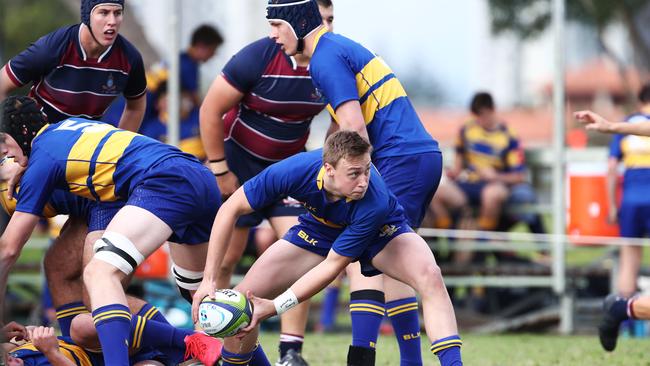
(311, 27), (329, 55)
(316, 166), (326, 190)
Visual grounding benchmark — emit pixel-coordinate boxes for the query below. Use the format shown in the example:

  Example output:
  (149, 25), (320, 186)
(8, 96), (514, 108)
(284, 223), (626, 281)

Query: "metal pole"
(552, 0), (571, 334)
(167, 0), (180, 147)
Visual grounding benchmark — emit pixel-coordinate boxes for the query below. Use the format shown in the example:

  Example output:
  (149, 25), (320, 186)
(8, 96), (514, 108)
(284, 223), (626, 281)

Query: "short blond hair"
(322, 131), (371, 166)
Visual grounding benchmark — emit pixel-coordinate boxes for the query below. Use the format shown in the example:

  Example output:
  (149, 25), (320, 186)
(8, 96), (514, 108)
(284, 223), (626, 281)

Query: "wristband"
(214, 170), (229, 177)
(209, 160), (228, 175)
(273, 289), (299, 315)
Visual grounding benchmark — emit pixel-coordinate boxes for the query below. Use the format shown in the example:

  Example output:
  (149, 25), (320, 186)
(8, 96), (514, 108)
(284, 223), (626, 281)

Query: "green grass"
(258, 332), (649, 365)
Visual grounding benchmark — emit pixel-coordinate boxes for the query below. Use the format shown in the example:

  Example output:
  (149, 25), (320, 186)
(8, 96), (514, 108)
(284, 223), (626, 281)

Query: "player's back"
(611, 113), (650, 198)
(310, 30), (439, 159)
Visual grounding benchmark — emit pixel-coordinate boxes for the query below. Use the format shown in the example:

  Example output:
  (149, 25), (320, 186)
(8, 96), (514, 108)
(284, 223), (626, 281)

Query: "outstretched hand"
(191, 279), (217, 324)
(2, 321), (27, 342)
(574, 110), (614, 133)
(236, 290), (275, 339)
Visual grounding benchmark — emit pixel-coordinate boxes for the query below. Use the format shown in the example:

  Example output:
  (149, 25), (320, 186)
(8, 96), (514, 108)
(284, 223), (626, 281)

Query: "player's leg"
(269, 215), (311, 364)
(83, 205), (174, 366)
(43, 216), (89, 336)
(371, 233), (462, 366)
(616, 201), (644, 297)
(222, 240), (324, 366)
(346, 263), (385, 365)
(478, 182), (508, 232)
(168, 241), (209, 303)
(383, 275), (423, 366)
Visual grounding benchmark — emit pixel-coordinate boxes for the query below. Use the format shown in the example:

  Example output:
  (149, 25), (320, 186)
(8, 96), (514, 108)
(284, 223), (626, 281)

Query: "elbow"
(0, 247), (20, 268)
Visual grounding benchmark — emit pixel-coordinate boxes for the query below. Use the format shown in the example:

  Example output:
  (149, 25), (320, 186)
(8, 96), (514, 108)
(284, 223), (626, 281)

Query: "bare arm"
(334, 100), (369, 141)
(117, 94), (146, 132)
(30, 327), (76, 366)
(199, 75), (245, 198)
(575, 110), (650, 136)
(0, 65), (21, 99)
(0, 212), (40, 317)
(191, 187), (253, 321)
(606, 157), (619, 223)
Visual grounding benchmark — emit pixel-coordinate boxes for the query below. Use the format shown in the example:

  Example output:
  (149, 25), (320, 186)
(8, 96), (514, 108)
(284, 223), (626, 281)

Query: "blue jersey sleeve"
(331, 182), (389, 258)
(609, 135), (624, 160)
(14, 151), (62, 216)
(180, 53), (199, 93)
(504, 135), (526, 173)
(6, 28), (69, 86)
(310, 41), (359, 110)
(221, 38), (279, 93)
(243, 157), (304, 210)
(121, 38), (147, 99)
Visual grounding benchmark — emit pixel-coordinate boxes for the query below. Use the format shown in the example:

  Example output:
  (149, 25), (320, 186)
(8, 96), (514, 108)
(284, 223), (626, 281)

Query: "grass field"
(257, 332), (649, 365)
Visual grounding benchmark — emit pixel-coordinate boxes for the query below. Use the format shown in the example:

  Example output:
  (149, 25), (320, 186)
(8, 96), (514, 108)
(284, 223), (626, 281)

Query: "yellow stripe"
(222, 357), (251, 365)
(92, 131), (136, 201)
(179, 136), (206, 160)
(316, 166), (326, 190)
(386, 302), (418, 313)
(430, 340), (462, 354)
(93, 310), (131, 324)
(311, 26), (329, 54)
(387, 306), (419, 317)
(93, 313), (131, 325)
(144, 306), (159, 320)
(356, 56), (393, 98)
(309, 212), (343, 228)
(56, 307), (89, 319)
(66, 126), (112, 199)
(132, 316), (144, 349)
(60, 340), (93, 366)
(350, 303), (385, 312)
(360, 77), (407, 124)
(326, 104), (339, 123)
(349, 308), (385, 316)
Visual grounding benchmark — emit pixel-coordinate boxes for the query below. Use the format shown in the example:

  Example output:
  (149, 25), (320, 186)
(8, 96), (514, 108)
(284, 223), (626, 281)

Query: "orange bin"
(134, 246), (169, 279)
(566, 163), (620, 242)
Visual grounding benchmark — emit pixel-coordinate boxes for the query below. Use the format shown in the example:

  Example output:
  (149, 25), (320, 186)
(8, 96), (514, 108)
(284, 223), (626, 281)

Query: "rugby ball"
(198, 289), (253, 338)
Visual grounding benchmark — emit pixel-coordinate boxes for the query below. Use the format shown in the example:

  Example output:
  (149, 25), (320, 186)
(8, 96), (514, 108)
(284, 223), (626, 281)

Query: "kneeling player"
(193, 131), (463, 366)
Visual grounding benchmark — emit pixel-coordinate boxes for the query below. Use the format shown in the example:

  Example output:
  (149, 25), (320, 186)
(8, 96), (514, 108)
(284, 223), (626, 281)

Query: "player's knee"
(415, 263), (444, 296)
(86, 232), (145, 280)
(70, 314), (101, 351)
(171, 262), (203, 303)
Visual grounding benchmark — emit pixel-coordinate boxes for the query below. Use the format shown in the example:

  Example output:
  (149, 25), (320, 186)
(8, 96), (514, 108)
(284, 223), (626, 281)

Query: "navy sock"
(93, 304), (132, 366)
(319, 286), (340, 331)
(136, 302), (170, 324)
(130, 315), (193, 350)
(223, 344), (271, 366)
(55, 301), (88, 337)
(350, 290), (385, 349)
(279, 333), (303, 358)
(386, 297), (422, 365)
(431, 335), (463, 366)
(609, 298), (630, 322)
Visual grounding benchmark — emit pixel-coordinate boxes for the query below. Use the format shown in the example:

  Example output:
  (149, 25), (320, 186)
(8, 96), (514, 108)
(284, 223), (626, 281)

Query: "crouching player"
(192, 131), (463, 366)
(0, 96), (221, 366)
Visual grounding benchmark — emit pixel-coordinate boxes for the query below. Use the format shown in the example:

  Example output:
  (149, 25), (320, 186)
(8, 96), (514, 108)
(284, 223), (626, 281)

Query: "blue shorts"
(127, 157), (221, 244)
(618, 200), (650, 238)
(283, 216), (413, 277)
(85, 201), (125, 232)
(374, 151), (442, 228)
(457, 181), (487, 206)
(225, 140), (305, 227)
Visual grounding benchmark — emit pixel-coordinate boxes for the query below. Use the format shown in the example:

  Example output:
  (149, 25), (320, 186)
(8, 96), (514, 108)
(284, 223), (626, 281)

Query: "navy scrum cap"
(0, 96), (48, 157)
(81, 0), (124, 27)
(267, 0), (322, 53)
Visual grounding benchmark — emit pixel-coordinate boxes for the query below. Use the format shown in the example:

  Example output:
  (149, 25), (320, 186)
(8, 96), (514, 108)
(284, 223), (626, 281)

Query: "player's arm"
(117, 93), (146, 132)
(334, 101), (369, 141)
(606, 157), (619, 223)
(575, 110), (650, 136)
(0, 212), (40, 315)
(191, 187), (254, 321)
(29, 327), (76, 366)
(199, 75), (245, 198)
(0, 65), (21, 99)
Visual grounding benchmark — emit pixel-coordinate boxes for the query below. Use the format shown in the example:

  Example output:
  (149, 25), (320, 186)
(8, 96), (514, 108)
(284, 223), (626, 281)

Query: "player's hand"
(6, 163), (26, 200)
(29, 327), (58, 356)
(2, 321), (27, 342)
(238, 290), (274, 339)
(216, 171), (240, 201)
(477, 166), (498, 182)
(191, 279), (217, 324)
(574, 110), (614, 133)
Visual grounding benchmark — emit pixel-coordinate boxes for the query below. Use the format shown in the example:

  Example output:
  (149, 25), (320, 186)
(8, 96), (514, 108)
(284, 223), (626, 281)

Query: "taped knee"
(171, 263), (203, 303)
(92, 232), (145, 276)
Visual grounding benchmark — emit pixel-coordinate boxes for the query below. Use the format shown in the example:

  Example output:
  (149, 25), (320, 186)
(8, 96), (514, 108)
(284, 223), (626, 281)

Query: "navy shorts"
(619, 200), (650, 238)
(283, 216), (413, 277)
(127, 156), (221, 244)
(457, 181), (487, 206)
(85, 200), (125, 232)
(225, 140), (305, 227)
(374, 151), (442, 228)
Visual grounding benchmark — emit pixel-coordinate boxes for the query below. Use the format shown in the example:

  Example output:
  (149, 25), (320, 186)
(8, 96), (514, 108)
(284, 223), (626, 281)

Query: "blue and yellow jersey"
(15, 118), (196, 216)
(609, 113), (650, 198)
(455, 120), (525, 182)
(309, 28), (439, 159)
(243, 150), (406, 259)
(9, 336), (103, 366)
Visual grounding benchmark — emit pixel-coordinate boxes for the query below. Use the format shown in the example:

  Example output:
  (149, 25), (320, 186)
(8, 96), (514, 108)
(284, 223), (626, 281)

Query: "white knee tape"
(171, 262), (204, 291)
(93, 231), (145, 275)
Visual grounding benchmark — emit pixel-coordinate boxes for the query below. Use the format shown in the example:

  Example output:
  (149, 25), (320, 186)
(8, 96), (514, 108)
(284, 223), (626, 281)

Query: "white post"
(552, 0), (572, 334)
(167, 0), (181, 147)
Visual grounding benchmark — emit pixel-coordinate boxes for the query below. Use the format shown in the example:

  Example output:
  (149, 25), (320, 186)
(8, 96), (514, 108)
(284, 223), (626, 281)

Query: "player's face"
(6, 355), (24, 366)
(475, 107), (497, 128)
(90, 5), (123, 47)
(319, 5), (334, 32)
(328, 154), (371, 200)
(0, 134), (27, 167)
(194, 44), (218, 63)
(269, 21), (298, 56)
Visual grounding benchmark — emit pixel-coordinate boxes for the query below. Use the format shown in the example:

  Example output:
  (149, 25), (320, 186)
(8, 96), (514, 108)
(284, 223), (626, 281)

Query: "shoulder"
(625, 113), (650, 123)
(236, 37), (279, 62)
